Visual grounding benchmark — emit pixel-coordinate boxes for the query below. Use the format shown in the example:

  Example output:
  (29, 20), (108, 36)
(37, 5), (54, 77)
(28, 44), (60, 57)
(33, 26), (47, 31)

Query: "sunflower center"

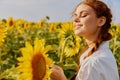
(32, 53), (46, 80)
(9, 20), (14, 27)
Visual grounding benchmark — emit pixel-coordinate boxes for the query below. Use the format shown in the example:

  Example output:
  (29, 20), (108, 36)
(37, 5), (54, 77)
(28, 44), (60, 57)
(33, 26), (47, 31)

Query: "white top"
(76, 41), (119, 80)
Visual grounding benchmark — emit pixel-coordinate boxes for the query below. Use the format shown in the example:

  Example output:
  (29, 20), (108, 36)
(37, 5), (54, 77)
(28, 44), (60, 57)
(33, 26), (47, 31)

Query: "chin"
(75, 30), (83, 36)
(75, 31), (81, 36)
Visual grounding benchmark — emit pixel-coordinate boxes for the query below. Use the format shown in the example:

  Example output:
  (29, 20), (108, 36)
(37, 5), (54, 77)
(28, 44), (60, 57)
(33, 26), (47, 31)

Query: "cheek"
(84, 17), (95, 26)
(83, 18), (98, 33)
(84, 17), (98, 27)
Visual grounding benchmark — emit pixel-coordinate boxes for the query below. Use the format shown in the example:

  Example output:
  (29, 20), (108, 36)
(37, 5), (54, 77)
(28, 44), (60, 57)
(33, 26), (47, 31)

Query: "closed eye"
(80, 13), (88, 17)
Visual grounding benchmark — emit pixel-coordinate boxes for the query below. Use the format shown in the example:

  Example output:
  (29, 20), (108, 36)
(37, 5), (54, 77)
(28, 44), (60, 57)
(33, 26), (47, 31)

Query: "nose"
(74, 16), (80, 22)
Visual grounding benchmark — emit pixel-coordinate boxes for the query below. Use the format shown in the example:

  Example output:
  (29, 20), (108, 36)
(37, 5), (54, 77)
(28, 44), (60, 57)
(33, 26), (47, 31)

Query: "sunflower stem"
(59, 35), (72, 64)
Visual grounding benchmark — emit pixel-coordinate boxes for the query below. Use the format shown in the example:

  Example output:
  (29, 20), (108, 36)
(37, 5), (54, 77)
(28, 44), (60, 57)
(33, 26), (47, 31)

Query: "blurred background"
(0, 0), (120, 24)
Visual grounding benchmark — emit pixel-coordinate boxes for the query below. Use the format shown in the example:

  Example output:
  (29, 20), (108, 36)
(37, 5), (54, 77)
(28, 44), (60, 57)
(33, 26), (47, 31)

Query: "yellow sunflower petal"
(17, 38), (53, 80)
(34, 38), (45, 54)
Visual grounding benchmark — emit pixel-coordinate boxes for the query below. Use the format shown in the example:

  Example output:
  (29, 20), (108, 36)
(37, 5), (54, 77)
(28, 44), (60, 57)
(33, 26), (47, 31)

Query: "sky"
(0, 0), (120, 24)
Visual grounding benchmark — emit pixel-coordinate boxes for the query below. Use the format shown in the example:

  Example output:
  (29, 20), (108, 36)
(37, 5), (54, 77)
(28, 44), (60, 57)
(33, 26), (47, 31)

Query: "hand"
(50, 65), (67, 80)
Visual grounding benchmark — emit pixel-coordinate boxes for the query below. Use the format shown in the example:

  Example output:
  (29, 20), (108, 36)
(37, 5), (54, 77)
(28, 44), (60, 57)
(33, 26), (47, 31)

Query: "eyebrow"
(74, 10), (89, 16)
(80, 10), (89, 14)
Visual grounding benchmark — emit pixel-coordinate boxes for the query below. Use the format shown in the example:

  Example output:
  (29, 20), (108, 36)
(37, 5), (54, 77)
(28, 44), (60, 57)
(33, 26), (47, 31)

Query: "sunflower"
(39, 19), (46, 27)
(58, 22), (74, 38)
(64, 36), (80, 57)
(49, 22), (57, 33)
(58, 22), (80, 57)
(0, 25), (7, 46)
(14, 18), (25, 28)
(7, 17), (14, 29)
(17, 38), (53, 80)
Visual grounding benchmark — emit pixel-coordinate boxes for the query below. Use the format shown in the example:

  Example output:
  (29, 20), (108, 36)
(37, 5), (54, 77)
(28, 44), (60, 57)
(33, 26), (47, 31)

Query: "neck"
(85, 39), (95, 47)
(85, 33), (99, 47)
(85, 28), (101, 47)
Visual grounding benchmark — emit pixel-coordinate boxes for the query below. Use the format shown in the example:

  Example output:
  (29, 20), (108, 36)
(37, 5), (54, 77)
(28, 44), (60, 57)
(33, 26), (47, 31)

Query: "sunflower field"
(0, 17), (120, 80)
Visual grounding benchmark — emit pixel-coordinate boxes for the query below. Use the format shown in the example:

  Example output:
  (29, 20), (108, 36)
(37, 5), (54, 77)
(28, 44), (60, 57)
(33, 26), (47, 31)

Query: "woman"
(50, 0), (119, 80)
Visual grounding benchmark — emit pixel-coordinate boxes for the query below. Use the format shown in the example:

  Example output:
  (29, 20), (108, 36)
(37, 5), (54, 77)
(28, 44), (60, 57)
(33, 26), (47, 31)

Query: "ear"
(97, 16), (106, 27)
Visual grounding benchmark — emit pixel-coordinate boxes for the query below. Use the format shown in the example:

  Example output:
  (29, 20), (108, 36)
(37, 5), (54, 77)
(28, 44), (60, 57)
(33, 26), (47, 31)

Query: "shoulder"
(78, 41), (119, 80)
(81, 49), (117, 74)
(80, 41), (117, 73)
(83, 48), (116, 69)
(78, 56), (119, 80)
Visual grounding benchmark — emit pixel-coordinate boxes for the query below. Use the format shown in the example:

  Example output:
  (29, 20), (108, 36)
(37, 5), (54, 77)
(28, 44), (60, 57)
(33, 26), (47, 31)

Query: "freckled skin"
(73, 4), (100, 39)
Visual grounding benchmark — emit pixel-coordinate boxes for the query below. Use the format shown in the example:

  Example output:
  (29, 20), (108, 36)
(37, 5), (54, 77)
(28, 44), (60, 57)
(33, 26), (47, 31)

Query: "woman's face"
(73, 4), (100, 38)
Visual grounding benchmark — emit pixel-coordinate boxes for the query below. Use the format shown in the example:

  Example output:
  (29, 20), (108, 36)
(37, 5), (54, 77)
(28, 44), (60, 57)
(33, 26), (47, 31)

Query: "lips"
(74, 23), (83, 30)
